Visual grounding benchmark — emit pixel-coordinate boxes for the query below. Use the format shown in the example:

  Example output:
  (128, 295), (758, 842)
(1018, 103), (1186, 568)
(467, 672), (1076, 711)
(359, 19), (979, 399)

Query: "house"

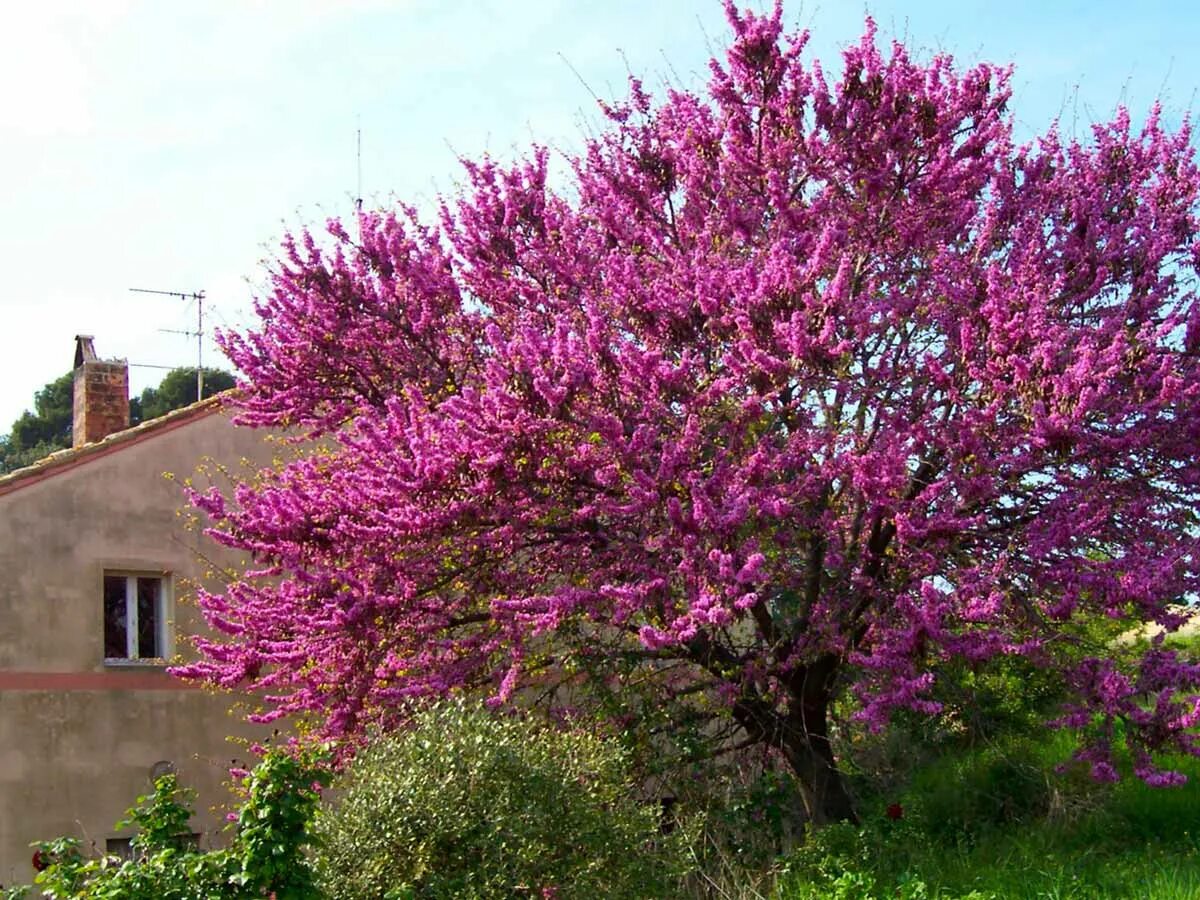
(0, 337), (276, 884)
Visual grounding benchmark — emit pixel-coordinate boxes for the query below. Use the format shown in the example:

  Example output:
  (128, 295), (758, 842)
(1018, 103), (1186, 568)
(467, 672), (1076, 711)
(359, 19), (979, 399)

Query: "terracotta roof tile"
(0, 392), (233, 497)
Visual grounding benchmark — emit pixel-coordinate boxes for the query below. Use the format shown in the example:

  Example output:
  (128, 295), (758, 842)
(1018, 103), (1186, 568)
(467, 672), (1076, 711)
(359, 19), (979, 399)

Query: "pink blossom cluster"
(177, 2), (1200, 798)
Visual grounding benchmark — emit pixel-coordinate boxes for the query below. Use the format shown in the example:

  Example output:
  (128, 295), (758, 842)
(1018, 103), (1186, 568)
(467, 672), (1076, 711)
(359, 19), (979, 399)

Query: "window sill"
(103, 658), (170, 670)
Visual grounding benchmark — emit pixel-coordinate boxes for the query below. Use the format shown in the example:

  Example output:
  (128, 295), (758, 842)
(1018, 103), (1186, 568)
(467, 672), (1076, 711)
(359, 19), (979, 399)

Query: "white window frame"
(103, 572), (173, 665)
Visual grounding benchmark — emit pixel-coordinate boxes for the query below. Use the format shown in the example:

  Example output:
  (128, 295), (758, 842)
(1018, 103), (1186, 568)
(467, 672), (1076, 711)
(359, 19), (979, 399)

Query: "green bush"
(932, 656), (1067, 745)
(777, 819), (989, 900)
(903, 739), (1061, 844)
(773, 771), (1200, 900)
(672, 763), (808, 895)
(312, 701), (688, 899)
(15, 751), (327, 900)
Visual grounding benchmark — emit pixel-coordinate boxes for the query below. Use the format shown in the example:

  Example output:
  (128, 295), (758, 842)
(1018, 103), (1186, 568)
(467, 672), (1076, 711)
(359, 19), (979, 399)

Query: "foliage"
(228, 749), (329, 899)
(837, 655), (1069, 807)
(181, 0), (1200, 825)
(130, 367), (236, 424)
(0, 438), (66, 475)
(773, 734), (1200, 899)
(674, 763), (812, 899)
(9, 374), (73, 450)
(0, 373), (72, 474)
(120, 775), (196, 855)
(312, 700), (687, 899)
(903, 740), (1065, 843)
(13, 750), (327, 900)
(772, 795), (1200, 899)
(929, 656), (1067, 745)
(0, 367), (236, 474)
(779, 820), (958, 900)
(25, 780), (217, 900)
(21, 839), (87, 900)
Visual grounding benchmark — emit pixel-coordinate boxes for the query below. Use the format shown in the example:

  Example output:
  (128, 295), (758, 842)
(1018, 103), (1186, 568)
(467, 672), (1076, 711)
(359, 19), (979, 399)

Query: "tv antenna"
(355, 116), (363, 216)
(129, 287), (206, 399)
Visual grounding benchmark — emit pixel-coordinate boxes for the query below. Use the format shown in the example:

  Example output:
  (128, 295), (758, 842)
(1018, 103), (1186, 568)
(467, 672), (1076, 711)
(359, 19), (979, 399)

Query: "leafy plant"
(20, 750), (327, 900)
(228, 749), (329, 899)
(120, 775), (196, 856)
(312, 701), (687, 899)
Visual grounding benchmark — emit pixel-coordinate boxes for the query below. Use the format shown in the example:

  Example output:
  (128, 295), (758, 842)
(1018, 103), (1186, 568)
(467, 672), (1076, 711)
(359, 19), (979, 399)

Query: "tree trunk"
(782, 659), (857, 826)
(780, 715), (858, 826)
(699, 637), (858, 827)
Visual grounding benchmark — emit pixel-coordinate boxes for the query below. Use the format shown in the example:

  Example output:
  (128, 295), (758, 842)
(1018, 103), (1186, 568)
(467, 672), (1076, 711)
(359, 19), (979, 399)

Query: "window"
(103, 573), (170, 662)
(106, 833), (199, 860)
(105, 837), (133, 860)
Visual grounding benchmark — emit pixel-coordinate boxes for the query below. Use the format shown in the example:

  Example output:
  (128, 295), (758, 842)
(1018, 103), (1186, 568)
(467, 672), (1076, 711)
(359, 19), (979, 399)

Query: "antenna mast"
(129, 287), (206, 400)
(356, 117), (363, 216)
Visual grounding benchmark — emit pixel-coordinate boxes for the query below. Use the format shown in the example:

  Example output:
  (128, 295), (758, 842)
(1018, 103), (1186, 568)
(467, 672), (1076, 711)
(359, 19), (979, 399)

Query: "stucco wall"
(0, 409), (281, 885)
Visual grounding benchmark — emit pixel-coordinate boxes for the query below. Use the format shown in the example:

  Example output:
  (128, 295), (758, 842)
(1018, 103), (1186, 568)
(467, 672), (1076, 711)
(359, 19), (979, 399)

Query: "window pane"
(104, 576), (128, 658)
(105, 837), (133, 861)
(137, 578), (161, 658)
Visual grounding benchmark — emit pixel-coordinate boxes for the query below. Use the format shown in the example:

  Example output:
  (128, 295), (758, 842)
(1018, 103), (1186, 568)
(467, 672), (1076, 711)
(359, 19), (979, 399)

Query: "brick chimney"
(72, 335), (130, 448)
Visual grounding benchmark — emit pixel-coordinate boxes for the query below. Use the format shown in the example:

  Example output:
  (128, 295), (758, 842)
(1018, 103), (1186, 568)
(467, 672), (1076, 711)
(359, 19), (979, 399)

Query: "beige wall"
(0, 410), (280, 885)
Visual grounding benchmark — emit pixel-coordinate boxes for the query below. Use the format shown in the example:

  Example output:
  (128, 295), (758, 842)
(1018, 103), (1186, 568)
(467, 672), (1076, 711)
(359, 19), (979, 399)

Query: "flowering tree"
(181, 3), (1200, 824)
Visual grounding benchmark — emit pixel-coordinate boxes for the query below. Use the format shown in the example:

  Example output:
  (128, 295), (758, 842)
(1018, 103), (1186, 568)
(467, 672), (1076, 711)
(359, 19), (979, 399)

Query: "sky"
(1, 0), (1196, 429)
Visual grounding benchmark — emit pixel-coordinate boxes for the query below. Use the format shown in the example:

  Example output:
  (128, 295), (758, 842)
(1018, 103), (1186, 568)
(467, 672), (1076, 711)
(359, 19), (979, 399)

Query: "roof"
(0, 392), (231, 499)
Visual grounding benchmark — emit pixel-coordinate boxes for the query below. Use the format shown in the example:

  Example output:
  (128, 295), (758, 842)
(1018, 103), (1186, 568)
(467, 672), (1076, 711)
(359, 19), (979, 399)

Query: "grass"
(877, 827), (1200, 899)
(770, 732), (1200, 899)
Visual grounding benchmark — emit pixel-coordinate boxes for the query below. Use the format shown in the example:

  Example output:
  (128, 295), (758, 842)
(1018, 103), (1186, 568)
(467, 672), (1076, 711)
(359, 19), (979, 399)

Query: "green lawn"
(772, 734), (1200, 899)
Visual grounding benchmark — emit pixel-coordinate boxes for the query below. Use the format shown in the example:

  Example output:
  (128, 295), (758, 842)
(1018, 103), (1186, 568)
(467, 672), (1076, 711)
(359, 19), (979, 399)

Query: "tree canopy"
(0, 373), (74, 474)
(182, 3), (1200, 825)
(130, 367), (236, 424)
(0, 367), (236, 474)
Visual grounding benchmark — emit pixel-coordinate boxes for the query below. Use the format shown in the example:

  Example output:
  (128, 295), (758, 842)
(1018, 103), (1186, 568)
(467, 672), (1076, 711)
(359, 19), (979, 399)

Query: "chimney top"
(74, 335), (98, 369)
(72, 336), (130, 448)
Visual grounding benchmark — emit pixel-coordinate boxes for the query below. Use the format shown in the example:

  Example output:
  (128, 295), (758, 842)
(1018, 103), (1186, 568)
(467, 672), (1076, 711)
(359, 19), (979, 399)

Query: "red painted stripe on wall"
(0, 670), (201, 692)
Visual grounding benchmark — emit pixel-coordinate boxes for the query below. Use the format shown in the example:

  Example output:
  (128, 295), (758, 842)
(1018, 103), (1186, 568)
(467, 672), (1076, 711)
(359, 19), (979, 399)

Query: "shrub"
(228, 751), (329, 898)
(670, 761), (807, 896)
(16, 750), (327, 900)
(776, 820), (992, 900)
(312, 701), (688, 899)
(905, 741), (1055, 844)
